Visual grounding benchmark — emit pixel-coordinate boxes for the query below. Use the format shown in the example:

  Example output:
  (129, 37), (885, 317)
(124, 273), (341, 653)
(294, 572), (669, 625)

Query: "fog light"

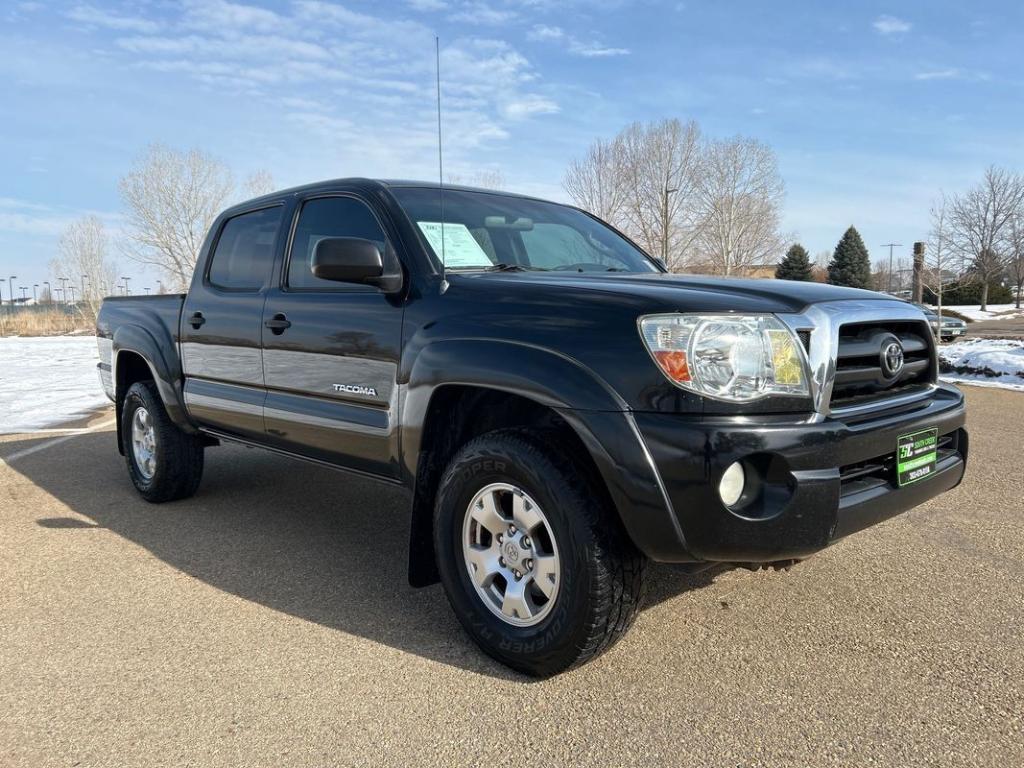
(719, 461), (745, 507)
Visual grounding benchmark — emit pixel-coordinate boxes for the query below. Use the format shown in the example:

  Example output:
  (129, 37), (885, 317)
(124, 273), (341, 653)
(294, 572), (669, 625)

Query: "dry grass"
(0, 308), (94, 337)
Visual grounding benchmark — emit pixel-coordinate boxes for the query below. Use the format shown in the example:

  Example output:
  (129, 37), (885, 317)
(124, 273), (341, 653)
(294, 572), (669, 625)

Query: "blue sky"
(2, 0), (1023, 293)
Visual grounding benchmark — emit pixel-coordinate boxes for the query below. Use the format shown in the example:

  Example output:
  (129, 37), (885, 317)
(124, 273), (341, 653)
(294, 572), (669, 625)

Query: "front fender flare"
(401, 339), (692, 585)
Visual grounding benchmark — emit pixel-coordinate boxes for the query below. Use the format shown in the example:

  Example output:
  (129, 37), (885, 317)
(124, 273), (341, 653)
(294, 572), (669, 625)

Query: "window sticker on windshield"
(416, 222), (493, 268)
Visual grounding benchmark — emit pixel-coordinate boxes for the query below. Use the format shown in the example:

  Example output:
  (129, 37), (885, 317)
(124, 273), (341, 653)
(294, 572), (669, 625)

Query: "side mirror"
(311, 237), (402, 292)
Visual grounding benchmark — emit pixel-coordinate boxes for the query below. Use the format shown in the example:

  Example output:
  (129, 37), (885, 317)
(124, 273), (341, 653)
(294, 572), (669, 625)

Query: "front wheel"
(434, 429), (647, 676)
(121, 380), (204, 503)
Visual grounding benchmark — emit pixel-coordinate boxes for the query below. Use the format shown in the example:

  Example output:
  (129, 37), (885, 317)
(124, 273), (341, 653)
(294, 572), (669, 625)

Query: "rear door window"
(207, 207), (283, 291)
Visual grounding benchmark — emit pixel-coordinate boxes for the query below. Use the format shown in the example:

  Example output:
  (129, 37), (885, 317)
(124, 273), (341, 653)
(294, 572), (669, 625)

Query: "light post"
(58, 276), (69, 306)
(881, 243), (902, 294)
(144, 287), (151, 295)
(0, 278), (5, 307)
(32, 284), (38, 303)
(81, 274), (87, 300)
(122, 276), (131, 295)
(8, 276), (16, 307)
(43, 281), (51, 306)
(662, 185), (678, 266)
(20, 286), (27, 301)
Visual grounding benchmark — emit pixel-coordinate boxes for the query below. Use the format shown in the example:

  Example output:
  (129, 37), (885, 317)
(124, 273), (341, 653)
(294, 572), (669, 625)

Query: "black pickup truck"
(97, 178), (968, 676)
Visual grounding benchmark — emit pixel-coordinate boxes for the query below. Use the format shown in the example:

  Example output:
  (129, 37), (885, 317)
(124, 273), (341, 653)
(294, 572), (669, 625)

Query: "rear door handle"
(264, 313), (291, 334)
(188, 312), (206, 329)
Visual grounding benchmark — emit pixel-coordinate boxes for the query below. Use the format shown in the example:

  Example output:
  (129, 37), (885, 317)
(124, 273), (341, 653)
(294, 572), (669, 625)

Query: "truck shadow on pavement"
(8, 431), (719, 680)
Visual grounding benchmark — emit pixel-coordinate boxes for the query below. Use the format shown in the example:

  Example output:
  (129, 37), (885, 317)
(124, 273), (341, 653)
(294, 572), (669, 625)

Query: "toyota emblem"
(882, 341), (905, 377)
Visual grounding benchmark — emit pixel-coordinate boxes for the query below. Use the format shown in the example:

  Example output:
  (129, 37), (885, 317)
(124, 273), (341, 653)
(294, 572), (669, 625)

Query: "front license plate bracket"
(897, 427), (938, 486)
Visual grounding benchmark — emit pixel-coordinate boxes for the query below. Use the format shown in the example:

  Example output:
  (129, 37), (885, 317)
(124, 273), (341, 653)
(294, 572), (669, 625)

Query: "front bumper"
(631, 384), (967, 563)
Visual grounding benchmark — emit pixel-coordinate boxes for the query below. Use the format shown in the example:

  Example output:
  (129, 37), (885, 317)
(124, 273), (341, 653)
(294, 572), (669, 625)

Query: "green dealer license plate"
(897, 428), (938, 486)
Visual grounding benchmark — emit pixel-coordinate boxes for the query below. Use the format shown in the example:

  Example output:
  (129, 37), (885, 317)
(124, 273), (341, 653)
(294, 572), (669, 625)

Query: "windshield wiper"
(485, 263), (548, 272)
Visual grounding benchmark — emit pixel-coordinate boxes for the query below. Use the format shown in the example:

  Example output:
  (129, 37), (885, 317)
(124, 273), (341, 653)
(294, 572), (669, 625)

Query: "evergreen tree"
(775, 243), (813, 281)
(827, 226), (872, 288)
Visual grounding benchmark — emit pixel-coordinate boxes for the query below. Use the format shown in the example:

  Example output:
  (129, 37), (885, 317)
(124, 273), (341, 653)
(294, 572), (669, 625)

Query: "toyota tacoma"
(96, 179), (968, 676)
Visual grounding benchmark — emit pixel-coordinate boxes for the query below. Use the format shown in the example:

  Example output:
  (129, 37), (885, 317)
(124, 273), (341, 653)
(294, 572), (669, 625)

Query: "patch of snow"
(938, 337), (1024, 392)
(941, 303), (1024, 322)
(0, 336), (110, 433)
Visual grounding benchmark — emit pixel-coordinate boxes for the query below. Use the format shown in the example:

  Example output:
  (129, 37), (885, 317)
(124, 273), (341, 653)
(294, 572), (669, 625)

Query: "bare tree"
(924, 195), (954, 331)
(563, 137), (627, 224)
(119, 144), (234, 291)
(242, 169), (276, 198)
(1008, 215), (1024, 309)
(617, 119), (703, 270)
(947, 166), (1024, 310)
(50, 215), (118, 320)
(693, 136), (786, 276)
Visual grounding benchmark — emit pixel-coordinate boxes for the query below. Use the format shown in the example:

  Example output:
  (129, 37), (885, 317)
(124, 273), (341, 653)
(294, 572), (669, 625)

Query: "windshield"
(390, 187), (660, 273)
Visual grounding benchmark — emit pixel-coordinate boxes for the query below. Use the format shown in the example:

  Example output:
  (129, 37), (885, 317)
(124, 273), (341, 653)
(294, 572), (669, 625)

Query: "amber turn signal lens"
(653, 350), (691, 382)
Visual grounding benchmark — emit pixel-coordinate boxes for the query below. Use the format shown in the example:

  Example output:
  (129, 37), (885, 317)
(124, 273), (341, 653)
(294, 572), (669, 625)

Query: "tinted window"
(288, 197), (388, 289)
(207, 207), (283, 290)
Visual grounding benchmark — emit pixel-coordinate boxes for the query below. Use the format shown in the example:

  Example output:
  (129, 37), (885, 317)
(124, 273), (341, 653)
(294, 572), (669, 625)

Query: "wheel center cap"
(503, 540), (520, 563)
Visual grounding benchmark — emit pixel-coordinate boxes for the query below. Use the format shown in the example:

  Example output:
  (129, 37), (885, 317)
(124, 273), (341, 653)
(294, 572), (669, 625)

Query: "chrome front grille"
(777, 300), (939, 418)
(829, 320), (935, 409)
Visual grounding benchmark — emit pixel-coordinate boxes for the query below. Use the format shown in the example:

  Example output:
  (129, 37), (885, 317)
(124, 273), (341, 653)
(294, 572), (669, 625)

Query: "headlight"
(638, 314), (810, 401)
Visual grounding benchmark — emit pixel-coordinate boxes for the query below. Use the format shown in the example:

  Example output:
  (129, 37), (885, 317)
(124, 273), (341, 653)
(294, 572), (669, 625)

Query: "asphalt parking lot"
(1, 386), (1021, 767)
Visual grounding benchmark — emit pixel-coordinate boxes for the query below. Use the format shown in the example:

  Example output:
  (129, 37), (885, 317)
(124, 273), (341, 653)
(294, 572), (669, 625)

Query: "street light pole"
(8, 276), (16, 307)
(122, 276), (131, 296)
(662, 185), (678, 267)
(32, 284), (38, 303)
(881, 243), (902, 293)
(20, 286), (27, 301)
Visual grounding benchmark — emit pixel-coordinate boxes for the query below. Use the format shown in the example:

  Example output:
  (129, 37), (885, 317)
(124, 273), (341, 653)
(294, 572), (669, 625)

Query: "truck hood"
(463, 271), (892, 314)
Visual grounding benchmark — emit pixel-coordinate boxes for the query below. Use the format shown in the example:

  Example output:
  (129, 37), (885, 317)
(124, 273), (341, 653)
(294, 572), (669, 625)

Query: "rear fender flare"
(112, 324), (195, 441)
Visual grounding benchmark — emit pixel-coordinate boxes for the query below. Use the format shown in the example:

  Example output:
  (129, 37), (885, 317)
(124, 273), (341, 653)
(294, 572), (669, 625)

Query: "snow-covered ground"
(944, 303), (1024, 322)
(0, 336), (109, 433)
(938, 338), (1024, 392)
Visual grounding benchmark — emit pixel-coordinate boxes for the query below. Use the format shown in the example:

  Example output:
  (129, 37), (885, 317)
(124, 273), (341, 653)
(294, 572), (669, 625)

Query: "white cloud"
(66, 4), (159, 33)
(407, 0), (449, 10)
(61, 1), (558, 182)
(448, 2), (518, 25)
(502, 95), (559, 119)
(182, 0), (285, 34)
(528, 24), (629, 57)
(914, 68), (960, 81)
(873, 15), (911, 35)
(528, 24), (564, 41)
(568, 40), (630, 57)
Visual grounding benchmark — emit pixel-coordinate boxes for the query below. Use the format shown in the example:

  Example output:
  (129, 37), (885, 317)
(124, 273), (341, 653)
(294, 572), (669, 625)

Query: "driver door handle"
(188, 311), (206, 329)
(265, 313), (292, 334)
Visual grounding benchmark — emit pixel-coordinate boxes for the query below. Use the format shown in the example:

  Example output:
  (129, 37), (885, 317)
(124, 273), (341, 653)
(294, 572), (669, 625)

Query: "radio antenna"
(435, 35), (448, 291)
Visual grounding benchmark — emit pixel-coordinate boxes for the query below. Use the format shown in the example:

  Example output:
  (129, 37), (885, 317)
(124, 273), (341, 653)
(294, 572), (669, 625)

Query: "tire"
(121, 380), (204, 503)
(434, 428), (647, 676)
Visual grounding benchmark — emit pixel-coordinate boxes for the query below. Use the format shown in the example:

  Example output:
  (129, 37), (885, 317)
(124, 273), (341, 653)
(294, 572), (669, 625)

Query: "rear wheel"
(434, 429), (647, 676)
(121, 380), (204, 503)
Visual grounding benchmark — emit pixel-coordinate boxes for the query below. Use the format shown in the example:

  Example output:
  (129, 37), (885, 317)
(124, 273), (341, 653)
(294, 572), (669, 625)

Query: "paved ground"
(1, 387), (1021, 767)
(965, 315), (1024, 339)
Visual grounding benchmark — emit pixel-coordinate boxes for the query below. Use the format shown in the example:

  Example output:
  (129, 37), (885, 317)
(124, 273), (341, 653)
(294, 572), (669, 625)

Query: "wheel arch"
(401, 339), (683, 586)
(112, 324), (195, 454)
